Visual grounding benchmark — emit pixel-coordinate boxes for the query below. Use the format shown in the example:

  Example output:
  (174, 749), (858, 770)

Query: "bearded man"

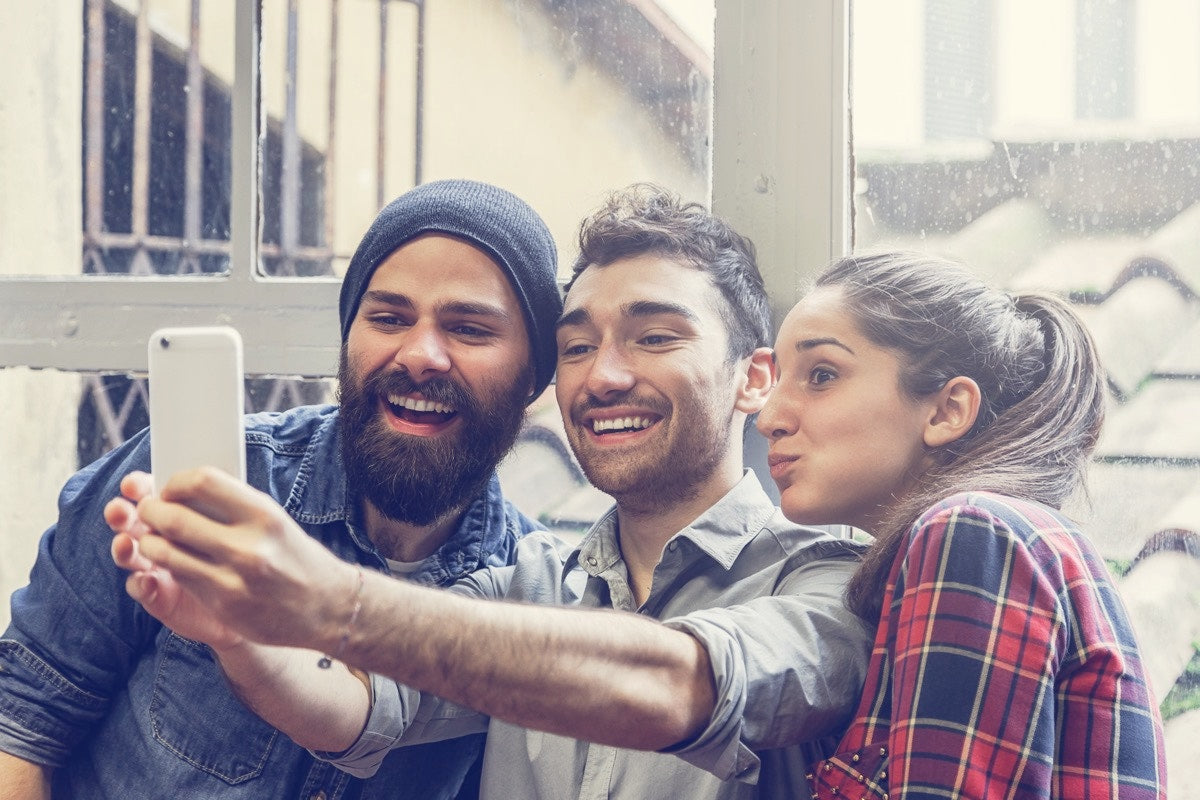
(0, 179), (562, 800)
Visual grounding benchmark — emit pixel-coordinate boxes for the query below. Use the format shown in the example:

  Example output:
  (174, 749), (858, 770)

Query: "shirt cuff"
(310, 671), (414, 779)
(659, 615), (760, 783)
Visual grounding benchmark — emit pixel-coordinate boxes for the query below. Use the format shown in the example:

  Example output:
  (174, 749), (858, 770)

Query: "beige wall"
(262, 0), (707, 276)
(0, 5), (86, 627)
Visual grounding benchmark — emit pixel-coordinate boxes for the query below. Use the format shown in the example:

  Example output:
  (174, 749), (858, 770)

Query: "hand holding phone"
(148, 326), (247, 488)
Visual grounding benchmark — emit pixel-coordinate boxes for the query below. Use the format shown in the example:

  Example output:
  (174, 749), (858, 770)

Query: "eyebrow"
(361, 290), (514, 321)
(556, 299), (700, 330)
(796, 336), (855, 355)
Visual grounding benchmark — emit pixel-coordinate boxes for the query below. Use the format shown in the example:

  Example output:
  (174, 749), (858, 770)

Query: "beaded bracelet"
(317, 565), (365, 669)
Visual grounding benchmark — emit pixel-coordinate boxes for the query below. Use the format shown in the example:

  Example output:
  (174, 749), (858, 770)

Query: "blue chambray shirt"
(0, 404), (541, 799)
(328, 471), (873, 800)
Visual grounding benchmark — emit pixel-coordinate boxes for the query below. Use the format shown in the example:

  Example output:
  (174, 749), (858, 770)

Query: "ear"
(923, 376), (981, 448)
(734, 347), (776, 415)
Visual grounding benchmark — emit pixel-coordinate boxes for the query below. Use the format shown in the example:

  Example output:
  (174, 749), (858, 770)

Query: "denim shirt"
(0, 404), (541, 799)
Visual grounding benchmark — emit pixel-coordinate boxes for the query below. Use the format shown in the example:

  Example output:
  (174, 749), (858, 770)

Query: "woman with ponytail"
(757, 252), (1167, 799)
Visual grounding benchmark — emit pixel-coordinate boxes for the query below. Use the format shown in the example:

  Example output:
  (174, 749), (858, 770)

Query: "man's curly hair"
(567, 183), (771, 360)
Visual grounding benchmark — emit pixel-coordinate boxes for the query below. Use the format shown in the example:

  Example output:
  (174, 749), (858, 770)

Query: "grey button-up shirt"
(325, 471), (871, 799)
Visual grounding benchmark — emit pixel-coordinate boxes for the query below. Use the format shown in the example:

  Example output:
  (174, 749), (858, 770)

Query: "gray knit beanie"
(338, 179), (561, 400)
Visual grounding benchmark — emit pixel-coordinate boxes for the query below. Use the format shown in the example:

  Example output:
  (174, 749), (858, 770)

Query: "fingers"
(158, 467), (273, 526)
(124, 570), (161, 606)
(133, 498), (241, 582)
(119, 470), (156, 503)
(111, 532), (154, 573)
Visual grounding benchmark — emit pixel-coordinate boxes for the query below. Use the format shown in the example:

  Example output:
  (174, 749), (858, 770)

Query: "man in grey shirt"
(108, 184), (871, 798)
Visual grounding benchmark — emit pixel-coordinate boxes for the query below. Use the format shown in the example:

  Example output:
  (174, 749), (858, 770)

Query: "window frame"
(0, 0), (849, 377)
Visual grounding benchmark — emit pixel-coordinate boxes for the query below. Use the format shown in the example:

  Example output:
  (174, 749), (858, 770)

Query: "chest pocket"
(149, 633), (279, 784)
(809, 739), (889, 799)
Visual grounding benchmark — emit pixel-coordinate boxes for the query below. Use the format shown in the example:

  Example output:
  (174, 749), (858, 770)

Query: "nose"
(392, 322), (452, 378)
(583, 342), (636, 399)
(755, 391), (792, 440)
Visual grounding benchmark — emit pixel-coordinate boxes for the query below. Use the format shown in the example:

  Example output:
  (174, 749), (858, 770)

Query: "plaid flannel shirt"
(809, 491), (1167, 800)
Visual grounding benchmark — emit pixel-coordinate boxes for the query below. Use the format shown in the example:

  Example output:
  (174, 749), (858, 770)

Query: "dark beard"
(337, 354), (528, 526)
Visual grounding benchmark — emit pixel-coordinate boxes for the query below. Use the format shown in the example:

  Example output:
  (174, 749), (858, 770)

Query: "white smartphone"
(148, 326), (247, 487)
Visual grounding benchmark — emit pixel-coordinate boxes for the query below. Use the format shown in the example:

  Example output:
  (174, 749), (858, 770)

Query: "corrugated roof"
(858, 183), (1200, 559)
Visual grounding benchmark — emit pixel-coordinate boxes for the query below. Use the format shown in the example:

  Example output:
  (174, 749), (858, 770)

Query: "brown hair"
(816, 252), (1108, 622)
(567, 183), (771, 359)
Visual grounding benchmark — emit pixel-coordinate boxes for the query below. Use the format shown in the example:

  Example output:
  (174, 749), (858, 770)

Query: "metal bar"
(377, 0), (389, 209)
(414, 0), (424, 186)
(184, 0), (204, 249)
(280, 0), (301, 273)
(325, 0), (340, 251)
(80, 230), (333, 261)
(84, 231), (233, 254)
(83, 375), (127, 455)
(229, 0), (260, 282)
(84, 0), (106, 240)
(132, 0), (152, 242)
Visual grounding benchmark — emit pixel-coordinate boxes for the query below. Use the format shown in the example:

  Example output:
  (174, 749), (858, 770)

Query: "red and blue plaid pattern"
(809, 492), (1167, 799)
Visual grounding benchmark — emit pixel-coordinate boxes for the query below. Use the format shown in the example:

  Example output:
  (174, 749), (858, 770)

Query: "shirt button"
(667, 541), (678, 551)
(587, 556), (598, 566)
(310, 793), (327, 800)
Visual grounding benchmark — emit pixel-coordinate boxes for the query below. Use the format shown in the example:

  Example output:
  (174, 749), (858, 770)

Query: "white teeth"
(387, 393), (454, 414)
(591, 415), (653, 433)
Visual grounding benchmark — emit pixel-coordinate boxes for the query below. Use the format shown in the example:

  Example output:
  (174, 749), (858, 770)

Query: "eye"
(809, 366), (837, 386)
(560, 342), (595, 358)
(449, 323), (494, 339)
(367, 312), (408, 329)
(639, 334), (678, 347)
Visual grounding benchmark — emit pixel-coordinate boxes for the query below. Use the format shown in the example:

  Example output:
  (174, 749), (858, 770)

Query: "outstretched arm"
(118, 467), (716, 753)
(0, 752), (51, 800)
(107, 473), (371, 751)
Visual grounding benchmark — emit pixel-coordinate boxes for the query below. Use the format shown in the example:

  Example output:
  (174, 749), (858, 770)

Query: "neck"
(362, 499), (465, 562)
(613, 454), (743, 605)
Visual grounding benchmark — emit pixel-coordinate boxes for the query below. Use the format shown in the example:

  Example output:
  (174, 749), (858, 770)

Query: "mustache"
(572, 392), (669, 418)
(362, 368), (476, 413)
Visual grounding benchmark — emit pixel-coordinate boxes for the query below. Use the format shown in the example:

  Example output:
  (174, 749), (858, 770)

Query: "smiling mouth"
(589, 415), (659, 435)
(385, 392), (457, 425)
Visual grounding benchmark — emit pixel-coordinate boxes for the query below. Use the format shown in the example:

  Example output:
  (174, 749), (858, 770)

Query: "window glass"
(852, 0), (1200, 773)
(1, 1), (238, 278)
(258, 0), (713, 280)
(4, 0), (713, 611)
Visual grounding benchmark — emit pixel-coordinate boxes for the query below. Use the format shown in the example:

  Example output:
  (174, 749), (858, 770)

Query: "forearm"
(0, 751), (52, 800)
(337, 571), (716, 750)
(213, 640), (370, 752)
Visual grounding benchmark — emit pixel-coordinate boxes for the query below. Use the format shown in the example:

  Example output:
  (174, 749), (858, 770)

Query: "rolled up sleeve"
(661, 547), (870, 781)
(0, 436), (159, 766)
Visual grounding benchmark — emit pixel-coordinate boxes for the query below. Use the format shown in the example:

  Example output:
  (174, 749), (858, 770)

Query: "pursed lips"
(766, 451), (799, 480)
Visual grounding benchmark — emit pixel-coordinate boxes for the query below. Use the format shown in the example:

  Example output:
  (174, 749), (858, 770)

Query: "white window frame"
(0, 0), (850, 378)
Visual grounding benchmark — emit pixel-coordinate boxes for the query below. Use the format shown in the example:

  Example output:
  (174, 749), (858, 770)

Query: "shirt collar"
(283, 409), (518, 580)
(574, 469), (777, 576)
